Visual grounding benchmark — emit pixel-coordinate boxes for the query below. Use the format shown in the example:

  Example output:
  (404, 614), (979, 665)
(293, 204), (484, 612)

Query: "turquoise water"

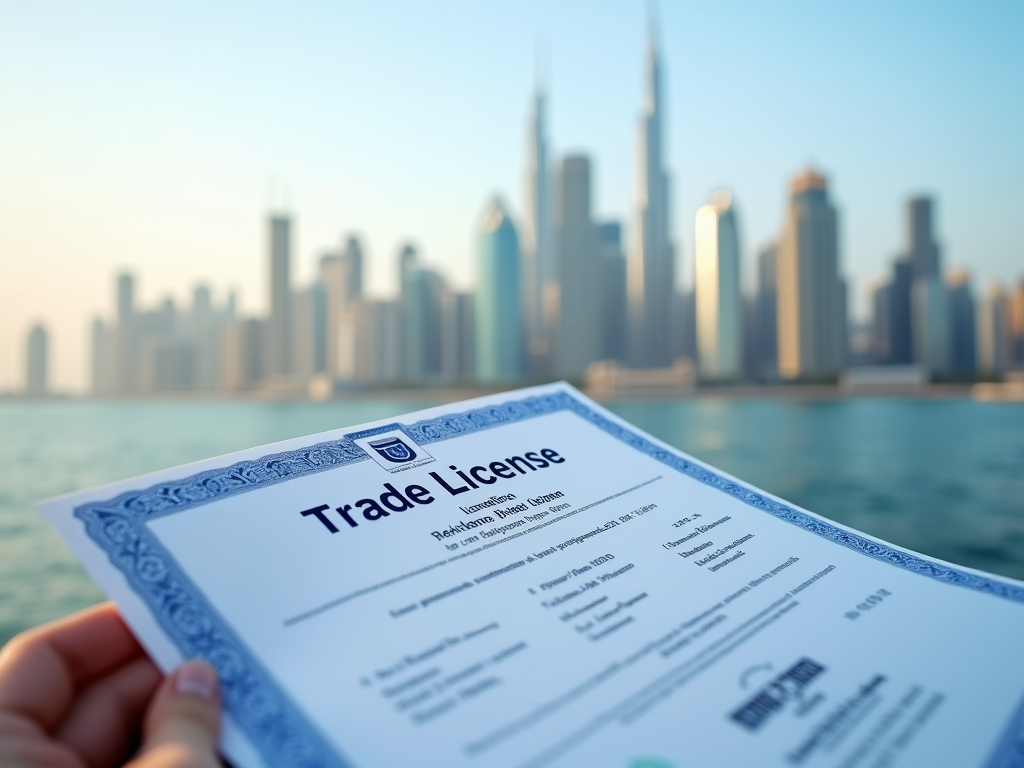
(1, 397), (1022, 644)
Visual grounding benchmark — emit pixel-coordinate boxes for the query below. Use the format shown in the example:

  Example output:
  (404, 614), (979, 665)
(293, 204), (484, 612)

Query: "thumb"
(131, 660), (221, 768)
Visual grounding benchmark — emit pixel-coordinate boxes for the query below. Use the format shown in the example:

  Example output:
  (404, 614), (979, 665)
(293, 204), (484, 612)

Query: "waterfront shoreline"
(0, 383), (983, 404)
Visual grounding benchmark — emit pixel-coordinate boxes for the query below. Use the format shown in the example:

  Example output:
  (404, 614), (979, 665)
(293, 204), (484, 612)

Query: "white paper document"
(39, 383), (1024, 768)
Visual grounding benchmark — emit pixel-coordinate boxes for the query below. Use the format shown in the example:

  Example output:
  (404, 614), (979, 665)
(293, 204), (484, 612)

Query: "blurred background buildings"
(10, 21), (1024, 399)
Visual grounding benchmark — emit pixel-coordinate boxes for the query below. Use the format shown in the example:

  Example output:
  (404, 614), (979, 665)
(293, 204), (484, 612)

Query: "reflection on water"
(1, 397), (1022, 643)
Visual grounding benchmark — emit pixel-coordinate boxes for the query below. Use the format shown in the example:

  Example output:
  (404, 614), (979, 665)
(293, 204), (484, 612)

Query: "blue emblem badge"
(368, 436), (418, 464)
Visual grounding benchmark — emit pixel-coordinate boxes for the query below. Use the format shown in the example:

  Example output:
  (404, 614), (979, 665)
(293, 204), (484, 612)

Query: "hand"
(0, 602), (221, 768)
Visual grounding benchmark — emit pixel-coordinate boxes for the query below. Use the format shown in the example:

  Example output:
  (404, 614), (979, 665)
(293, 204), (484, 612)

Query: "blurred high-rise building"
(912, 273), (949, 374)
(776, 169), (843, 380)
(695, 192), (742, 380)
(187, 284), (227, 392)
(441, 290), (475, 383)
(1010, 280), (1024, 367)
(220, 318), (265, 392)
(476, 197), (525, 383)
(555, 156), (601, 379)
(321, 235), (364, 377)
(90, 318), (116, 396)
(135, 298), (195, 393)
(266, 213), (293, 378)
(628, 30), (675, 368)
(945, 269), (976, 376)
(116, 272), (136, 394)
(334, 299), (402, 385)
(139, 337), (194, 393)
(753, 243), (778, 376)
(598, 221), (628, 362)
(887, 257), (914, 364)
(670, 289), (696, 363)
(292, 281), (328, 383)
(838, 277), (850, 365)
(399, 244), (445, 383)
(25, 323), (48, 396)
(977, 285), (1008, 376)
(869, 280), (891, 363)
(522, 82), (553, 373)
(906, 197), (948, 374)
(908, 198), (940, 280)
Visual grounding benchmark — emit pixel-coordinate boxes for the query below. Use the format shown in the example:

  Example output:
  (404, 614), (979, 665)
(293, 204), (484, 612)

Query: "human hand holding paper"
(0, 603), (221, 768)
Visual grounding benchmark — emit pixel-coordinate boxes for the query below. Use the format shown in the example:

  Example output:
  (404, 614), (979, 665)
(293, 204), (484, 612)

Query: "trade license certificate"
(39, 383), (1024, 768)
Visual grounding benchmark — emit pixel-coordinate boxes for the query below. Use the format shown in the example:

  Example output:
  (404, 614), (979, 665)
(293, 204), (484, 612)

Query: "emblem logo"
(368, 436), (418, 464)
(347, 425), (435, 473)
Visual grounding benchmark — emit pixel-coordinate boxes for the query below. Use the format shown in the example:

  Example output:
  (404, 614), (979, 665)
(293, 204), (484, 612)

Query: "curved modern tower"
(476, 197), (525, 383)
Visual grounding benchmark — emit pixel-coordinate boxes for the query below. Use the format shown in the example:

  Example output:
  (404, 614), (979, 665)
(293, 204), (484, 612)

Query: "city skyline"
(20, 172), (1024, 399)
(2, 1), (1023, 391)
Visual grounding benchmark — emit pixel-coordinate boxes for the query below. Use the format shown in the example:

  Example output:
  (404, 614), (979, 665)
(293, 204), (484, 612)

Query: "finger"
(0, 716), (82, 768)
(0, 602), (145, 731)
(132, 660), (220, 768)
(54, 654), (162, 768)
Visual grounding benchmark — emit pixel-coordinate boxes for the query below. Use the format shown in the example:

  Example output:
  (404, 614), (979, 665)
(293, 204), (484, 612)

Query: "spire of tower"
(645, 1), (661, 113)
(647, 0), (658, 52)
(535, 36), (548, 93)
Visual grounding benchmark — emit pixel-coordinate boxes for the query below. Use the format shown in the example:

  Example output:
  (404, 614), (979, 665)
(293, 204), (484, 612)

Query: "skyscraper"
(402, 259), (445, 384)
(628, 29), (674, 368)
(321, 235), (364, 377)
(908, 198), (940, 280)
(556, 156), (601, 379)
(441, 289), (475, 383)
(476, 197), (524, 383)
(887, 257), (914, 364)
(906, 197), (948, 373)
(188, 284), (223, 392)
(869, 280), (891, 363)
(91, 318), (116, 396)
(220, 318), (265, 392)
(116, 272), (136, 394)
(753, 243), (778, 375)
(334, 299), (402, 385)
(695, 192), (742, 380)
(25, 324), (48, 396)
(266, 213), (292, 378)
(1010, 280), (1024, 367)
(977, 285), (1008, 375)
(776, 169), (843, 380)
(391, 240), (449, 384)
(292, 281), (328, 382)
(522, 82), (553, 372)
(946, 269), (976, 375)
(598, 222), (628, 362)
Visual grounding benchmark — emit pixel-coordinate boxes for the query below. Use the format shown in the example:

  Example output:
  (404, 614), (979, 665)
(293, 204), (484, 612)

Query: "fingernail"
(175, 660), (218, 700)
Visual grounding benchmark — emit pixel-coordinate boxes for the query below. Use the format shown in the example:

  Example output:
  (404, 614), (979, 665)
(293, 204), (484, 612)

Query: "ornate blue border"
(987, 689), (1024, 768)
(74, 389), (1024, 767)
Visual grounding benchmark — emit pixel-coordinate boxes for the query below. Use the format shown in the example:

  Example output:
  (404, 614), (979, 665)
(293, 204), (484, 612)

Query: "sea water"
(1, 397), (1021, 643)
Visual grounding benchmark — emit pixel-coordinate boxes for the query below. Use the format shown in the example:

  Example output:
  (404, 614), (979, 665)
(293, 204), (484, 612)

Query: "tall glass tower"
(476, 197), (524, 383)
(522, 82), (552, 372)
(776, 170), (842, 380)
(555, 155), (601, 378)
(266, 213), (292, 378)
(628, 28), (674, 368)
(695, 192), (742, 380)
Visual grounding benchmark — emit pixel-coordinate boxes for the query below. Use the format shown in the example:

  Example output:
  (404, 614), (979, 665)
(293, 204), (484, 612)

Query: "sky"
(1, 0), (1022, 393)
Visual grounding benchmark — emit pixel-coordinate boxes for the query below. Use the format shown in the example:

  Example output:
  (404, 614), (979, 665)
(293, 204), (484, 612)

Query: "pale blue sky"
(1, 0), (1022, 391)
